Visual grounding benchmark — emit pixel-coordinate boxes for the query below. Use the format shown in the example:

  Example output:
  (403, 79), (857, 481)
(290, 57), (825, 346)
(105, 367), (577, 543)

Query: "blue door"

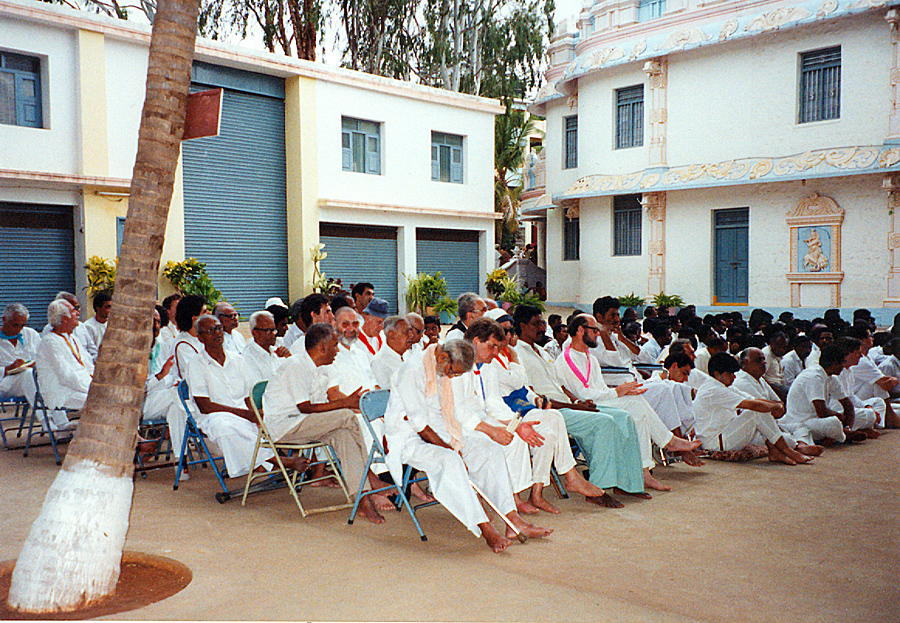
(714, 208), (748, 304)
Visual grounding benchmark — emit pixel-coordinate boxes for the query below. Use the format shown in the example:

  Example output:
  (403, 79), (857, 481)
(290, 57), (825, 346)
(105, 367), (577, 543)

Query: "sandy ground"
(1, 423), (898, 622)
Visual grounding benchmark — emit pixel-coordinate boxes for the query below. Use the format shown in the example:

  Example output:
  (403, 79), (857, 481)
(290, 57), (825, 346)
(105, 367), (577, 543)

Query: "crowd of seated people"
(3, 287), (897, 554)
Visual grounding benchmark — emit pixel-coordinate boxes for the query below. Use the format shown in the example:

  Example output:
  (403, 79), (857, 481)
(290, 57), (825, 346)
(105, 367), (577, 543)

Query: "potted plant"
(651, 292), (685, 316)
(433, 295), (457, 325)
(404, 272), (449, 315)
(85, 255), (117, 297)
(618, 292), (645, 315)
(497, 278), (545, 312)
(163, 258), (223, 310)
(485, 268), (509, 298)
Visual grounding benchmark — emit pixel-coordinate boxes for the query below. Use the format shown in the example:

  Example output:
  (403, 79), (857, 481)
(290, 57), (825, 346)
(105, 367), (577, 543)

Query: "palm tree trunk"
(7, 0), (199, 612)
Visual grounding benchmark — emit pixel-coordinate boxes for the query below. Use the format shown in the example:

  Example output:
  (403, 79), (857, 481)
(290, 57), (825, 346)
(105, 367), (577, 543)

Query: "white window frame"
(342, 116), (381, 175)
(431, 131), (464, 184)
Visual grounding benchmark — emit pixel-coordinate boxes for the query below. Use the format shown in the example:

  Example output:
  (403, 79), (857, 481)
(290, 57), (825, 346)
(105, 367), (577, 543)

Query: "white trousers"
(401, 432), (515, 537)
(849, 401), (879, 431)
(601, 395), (674, 469)
(196, 411), (273, 478)
(702, 412), (790, 452)
(0, 371), (37, 406)
(781, 416), (846, 445)
(643, 380), (695, 432)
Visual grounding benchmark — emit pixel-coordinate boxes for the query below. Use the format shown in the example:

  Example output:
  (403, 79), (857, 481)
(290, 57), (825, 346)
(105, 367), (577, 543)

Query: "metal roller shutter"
(182, 64), (287, 318)
(416, 228), (480, 299)
(0, 203), (75, 328)
(319, 223), (398, 313)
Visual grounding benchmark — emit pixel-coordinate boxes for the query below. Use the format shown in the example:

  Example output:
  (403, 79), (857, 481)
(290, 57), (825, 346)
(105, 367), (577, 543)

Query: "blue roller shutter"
(319, 223), (398, 313)
(416, 228), (480, 299)
(0, 203), (75, 328)
(182, 63), (287, 317)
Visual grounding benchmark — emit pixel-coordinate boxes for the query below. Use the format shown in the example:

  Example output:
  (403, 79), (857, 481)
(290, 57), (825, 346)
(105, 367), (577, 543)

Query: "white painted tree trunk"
(7, 460), (133, 611)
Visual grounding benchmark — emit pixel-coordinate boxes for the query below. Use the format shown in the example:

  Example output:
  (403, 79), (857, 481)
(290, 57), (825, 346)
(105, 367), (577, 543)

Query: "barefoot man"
(555, 314), (701, 491)
(384, 338), (552, 552)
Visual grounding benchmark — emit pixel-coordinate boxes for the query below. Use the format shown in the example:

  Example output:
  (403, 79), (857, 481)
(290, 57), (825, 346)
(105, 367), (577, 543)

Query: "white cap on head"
(265, 297), (288, 309)
(484, 307), (508, 321)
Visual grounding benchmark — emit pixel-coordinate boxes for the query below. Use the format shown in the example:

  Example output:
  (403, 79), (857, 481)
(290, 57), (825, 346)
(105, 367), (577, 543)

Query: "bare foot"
(529, 494), (561, 514)
(613, 487), (652, 500)
(820, 437), (837, 448)
(679, 449), (706, 467)
(844, 429), (867, 443)
(766, 443), (797, 465)
(586, 492), (624, 508)
(508, 513), (553, 539)
(410, 482), (435, 503)
(643, 469), (671, 491)
(515, 496), (541, 515)
(356, 496), (386, 524)
(279, 455), (310, 472)
(562, 470), (605, 498)
(480, 522), (511, 553)
(796, 442), (824, 456)
(862, 428), (881, 439)
(665, 436), (702, 453)
(370, 491), (396, 511)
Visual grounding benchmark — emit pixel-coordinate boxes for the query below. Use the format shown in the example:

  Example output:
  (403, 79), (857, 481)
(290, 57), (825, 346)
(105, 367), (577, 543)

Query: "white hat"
(484, 307), (508, 321)
(265, 297), (288, 309)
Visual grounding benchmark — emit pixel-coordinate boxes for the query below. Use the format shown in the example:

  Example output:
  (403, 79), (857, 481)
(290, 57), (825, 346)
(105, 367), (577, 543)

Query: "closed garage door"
(182, 62), (287, 317)
(320, 223), (398, 313)
(0, 203), (75, 328)
(416, 228), (480, 299)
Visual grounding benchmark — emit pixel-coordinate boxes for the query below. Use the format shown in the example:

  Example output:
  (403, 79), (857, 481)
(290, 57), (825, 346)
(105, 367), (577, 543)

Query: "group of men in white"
(1, 287), (894, 553)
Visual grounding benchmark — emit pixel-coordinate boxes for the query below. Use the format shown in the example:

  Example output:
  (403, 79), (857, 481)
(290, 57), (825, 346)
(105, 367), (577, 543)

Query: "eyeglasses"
(199, 325), (224, 334)
(252, 327), (276, 333)
(218, 313), (238, 319)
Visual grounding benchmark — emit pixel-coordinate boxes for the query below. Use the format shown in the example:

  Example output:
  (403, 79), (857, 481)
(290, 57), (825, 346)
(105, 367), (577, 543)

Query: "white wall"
(0, 22), (78, 175)
(315, 81), (495, 214)
(104, 38), (148, 179)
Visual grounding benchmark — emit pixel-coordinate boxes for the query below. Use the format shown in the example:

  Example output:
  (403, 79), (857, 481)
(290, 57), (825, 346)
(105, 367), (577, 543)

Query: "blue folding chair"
(348, 389), (433, 541)
(134, 414), (173, 478)
(173, 380), (231, 502)
(25, 368), (79, 465)
(0, 395), (32, 450)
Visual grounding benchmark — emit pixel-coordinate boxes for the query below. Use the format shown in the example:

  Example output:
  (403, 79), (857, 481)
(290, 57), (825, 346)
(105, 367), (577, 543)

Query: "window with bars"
(799, 46), (840, 123)
(616, 85), (643, 149)
(0, 51), (42, 128)
(342, 117), (381, 174)
(564, 116), (578, 169)
(431, 131), (464, 183)
(638, 0), (665, 21)
(563, 216), (580, 261)
(613, 194), (642, 256)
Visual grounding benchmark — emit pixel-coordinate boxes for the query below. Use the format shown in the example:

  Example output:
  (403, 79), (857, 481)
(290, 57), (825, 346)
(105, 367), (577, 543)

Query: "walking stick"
(468, 478), (527, 543)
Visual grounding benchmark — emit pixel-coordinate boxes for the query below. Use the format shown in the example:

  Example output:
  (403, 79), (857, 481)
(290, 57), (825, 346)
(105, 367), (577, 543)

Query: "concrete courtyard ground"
(1, 428), (897, 622)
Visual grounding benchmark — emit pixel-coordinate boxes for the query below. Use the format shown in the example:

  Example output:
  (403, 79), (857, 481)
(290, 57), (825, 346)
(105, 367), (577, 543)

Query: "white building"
(527, 0), (900, 323)
(0, 0), (501, 325)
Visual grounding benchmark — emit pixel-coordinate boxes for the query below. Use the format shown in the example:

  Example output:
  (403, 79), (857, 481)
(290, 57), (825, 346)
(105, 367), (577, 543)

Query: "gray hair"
(3, 303), (29, 321)
(54, 291), (78, 305)
(47, 299), (74, 327)
(457, 292), (481, 320)
(406, 311), (423, 326)
(334, 305), (360, 323)
(739, 347), (763, 367)
(213, 302), (235, 317)
(384, 315), (407, 335)
(193, 314), (217, 333)
(441, 338), (475, 371)
(249, 310), (273, 330)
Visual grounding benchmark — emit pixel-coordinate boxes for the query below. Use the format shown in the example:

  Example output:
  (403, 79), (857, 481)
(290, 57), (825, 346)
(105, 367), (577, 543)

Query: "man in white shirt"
(694, 352), (812, 464)
(878, 337), (900, 395)
(171, 295), (207, 381)
(288, 293), (333, 356)
(637, 320), (671, 364)
(445, 292), (486, 342)
(782, 335), (813, 388)
(35, 299), (93, 429)
(242, 310), (291, 386)
(357, 298), (389, 360)
(142, 307), (187, 464)
(41, 292), (98, 363)
(384, 338), (551, 552)
(327, 306), (379, 395)
(404, 312), (426, 356)
(694, 336), (726, 376)
(555, 314), (701, 491)
(352, 282), (375, 317)
(831, 336), (883, 436)
(0, 303), (40, 407)
(215, 302), (245, 354)
(283, 297), (305, 351)
(83, 291), (112, 352)
(188, 315), (276, 478)
(845, 325), (899, 427)
(371, 315), (410, 389)
(761, 331), (790, 401)
(262, 322), (385, 524)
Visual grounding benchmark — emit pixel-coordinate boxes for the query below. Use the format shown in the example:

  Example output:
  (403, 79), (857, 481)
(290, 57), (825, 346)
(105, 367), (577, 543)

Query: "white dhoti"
(642, 380), (694, 432)
(849, 400), (880, 431)
(703, 412), (792, 452)
(781, 416), (846, 445)
(195, 411), (273, 478)
(601, 395), (673, 469)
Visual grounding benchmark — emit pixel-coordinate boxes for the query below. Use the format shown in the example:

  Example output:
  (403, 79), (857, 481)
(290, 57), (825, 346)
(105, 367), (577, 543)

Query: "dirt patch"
(0, 551), (191, 620)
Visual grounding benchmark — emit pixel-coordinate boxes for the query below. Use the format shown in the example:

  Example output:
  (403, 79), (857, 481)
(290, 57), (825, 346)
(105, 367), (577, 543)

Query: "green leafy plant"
(485, 268), (509, 297)
(618, 292), (645, 308)
(497, 277), (544, 312)
(405, 272), (449, 314)
(163, 258), (222, 310)
(433, 295), (457, 320)
(85, 256), (117, 297)
(651, 292), (685, 309)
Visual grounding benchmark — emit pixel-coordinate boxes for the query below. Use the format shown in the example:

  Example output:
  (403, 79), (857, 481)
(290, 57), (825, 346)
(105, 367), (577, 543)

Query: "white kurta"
(283, 323), (304, 351)
(781, 350), (807, 388)
(830, 368), (880, 430)
(325, 340), (379, 395)
(172, 332), (202, 380)
(849, 355), (889, 400)
(637, 337), (662, 364)
(555, 347), (673, 469)
(83, 317), (107, 351)
(782, 365), (846, 444)
(35, 332), (93, 412)
(693, 376), (786, 451)
(0, 326), (40, 405)
(242, 340), (286, 387)
(761, 345), (785, 388)
(222, 330), (246, 355)
(370, 345), (405, 390)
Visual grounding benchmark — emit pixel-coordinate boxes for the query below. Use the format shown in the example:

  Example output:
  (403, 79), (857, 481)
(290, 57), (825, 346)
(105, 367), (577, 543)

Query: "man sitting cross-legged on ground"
(556, 314), (701, 491)
(480, 312), (618, 513)
(781, 343), (867, 446)
(262, 322), (386, 524)
(384, 338), (552, 552)
(830, 336), (883, 438)
(694, 352), (813, 465)
(513, 305), (647, 506)
(187, 315), (282, 478)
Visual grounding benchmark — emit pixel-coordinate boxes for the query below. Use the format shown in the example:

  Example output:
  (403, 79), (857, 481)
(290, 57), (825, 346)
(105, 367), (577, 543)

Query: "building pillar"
(887, 9), (900, 139)
(884, 174), (900, 306)
(644, 57), (668, 168)
(644, 192), (666, 296)
(285, 75), (319, 301)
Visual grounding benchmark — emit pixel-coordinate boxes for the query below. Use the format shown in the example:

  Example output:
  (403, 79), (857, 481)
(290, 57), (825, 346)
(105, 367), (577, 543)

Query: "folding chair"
(348, 389), (433, 541)
(0, 395), (32, 450)
(24, 368), (80, 465)
(242, 380), (353, 516)
(172, 380), (231, 501)
(134, 415), (173, 478)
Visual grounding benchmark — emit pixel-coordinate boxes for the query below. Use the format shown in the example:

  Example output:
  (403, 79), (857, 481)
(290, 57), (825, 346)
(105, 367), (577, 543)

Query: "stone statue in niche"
(799, 226), (830, 272)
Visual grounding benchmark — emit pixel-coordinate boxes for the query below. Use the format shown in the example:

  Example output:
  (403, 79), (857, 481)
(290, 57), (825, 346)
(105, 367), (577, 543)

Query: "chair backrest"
(251, 381), (268, 411)
(359, 389), (390, 423)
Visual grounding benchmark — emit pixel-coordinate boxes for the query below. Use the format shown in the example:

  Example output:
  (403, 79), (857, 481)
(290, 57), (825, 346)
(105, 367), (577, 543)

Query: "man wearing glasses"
(214, 302), (245, 354)
(243, 310), (291, 386)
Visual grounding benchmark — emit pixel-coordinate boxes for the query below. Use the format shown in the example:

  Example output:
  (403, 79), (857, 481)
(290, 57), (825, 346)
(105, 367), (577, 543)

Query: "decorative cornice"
(318, 198), (502, 220)
(553, 145), (900, 201)
(0, 169), (131, 191)
(533, 0), (899, 110)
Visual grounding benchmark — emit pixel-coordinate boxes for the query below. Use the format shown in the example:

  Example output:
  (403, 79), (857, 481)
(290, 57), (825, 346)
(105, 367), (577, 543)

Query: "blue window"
(613, 194), (642, 256)
(342, 117), (381, 174)
(564, 116), (577, 169)
(432, 131), (464, 183)
(0, 51), (42, 128)
(638, 0), (665, 21)
(799, 46), (840, 124)
(616, 85), (644, 149)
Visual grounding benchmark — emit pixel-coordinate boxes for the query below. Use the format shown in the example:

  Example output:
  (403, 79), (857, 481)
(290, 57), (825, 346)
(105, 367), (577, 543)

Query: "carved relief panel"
(785, 193), (844, 306)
